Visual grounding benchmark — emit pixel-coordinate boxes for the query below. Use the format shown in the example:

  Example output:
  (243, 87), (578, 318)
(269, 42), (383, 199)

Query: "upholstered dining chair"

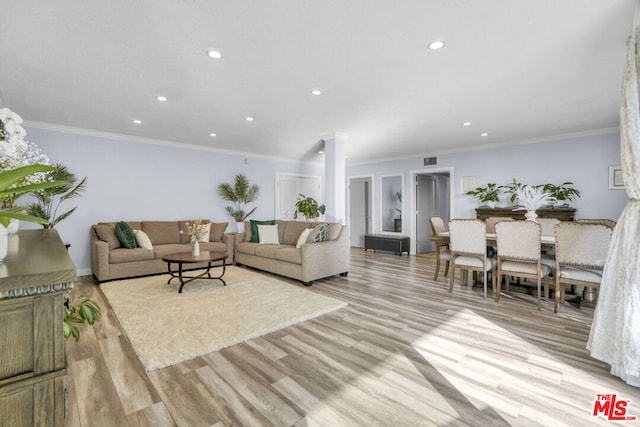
(536, 218), (560, 271)
(495, 220), (551, 310)
(429, 216), (450, 280)
(448, 219), (495, 299)
(576, 219), (617, 229)
(553, 222), (613, 313)
(484, 216), (515, 234)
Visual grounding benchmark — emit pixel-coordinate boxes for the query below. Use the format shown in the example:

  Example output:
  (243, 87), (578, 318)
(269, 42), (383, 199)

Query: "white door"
(275, 173), (323, 220)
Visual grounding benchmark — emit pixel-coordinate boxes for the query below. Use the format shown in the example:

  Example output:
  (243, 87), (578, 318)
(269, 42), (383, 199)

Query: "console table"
(364, 234), (410, 255)
(0, 230), (76, 427)
(475, 207), (576, 221)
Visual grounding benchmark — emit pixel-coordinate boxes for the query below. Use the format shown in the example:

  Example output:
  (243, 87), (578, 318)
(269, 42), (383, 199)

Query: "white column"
(323, 132), (348, 224)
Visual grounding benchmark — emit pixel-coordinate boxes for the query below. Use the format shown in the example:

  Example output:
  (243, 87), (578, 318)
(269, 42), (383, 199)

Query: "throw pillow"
(133, 229), (153, 250)
(296, 228), (313, 248)
(197, 222), (212, 243)
(308, 223), (330, 243)
(250, 219), (275, 242)
(257, 224), (280, 245)
(94, 224), (121, 249)
(115, 221), (138, 249)
(209, 222), (228, 242)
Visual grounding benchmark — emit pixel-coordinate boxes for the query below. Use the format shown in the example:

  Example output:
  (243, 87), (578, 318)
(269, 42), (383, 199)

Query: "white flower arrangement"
(0, 108), (51, 206)
(183, 219), (208, 242)
(513, 186), (551, 211)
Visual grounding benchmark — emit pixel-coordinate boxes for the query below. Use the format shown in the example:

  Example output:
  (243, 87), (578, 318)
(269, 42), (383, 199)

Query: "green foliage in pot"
(26, 163), (87, 228)
(217, 174), (260, 222)
(465, 183), (501, 204)
(64, 295), (101, 341)
(293, 194), (326, 220)
(0, 164), (69, 227)
(541, 182), (581, 206)
(500, 178), (530, 204)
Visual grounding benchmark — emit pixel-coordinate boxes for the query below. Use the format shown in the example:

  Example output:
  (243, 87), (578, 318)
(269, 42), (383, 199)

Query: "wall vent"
(423, 156), (437, 166)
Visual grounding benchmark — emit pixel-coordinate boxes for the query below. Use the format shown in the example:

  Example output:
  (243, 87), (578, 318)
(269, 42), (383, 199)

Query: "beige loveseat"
(234, 220), (349, 285)
(91, 220), (234, 282)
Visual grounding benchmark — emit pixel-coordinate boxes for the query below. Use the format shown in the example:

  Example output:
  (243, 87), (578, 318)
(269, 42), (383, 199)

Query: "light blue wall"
(21, 127), (323, 274)
(348, 132), (628, 238)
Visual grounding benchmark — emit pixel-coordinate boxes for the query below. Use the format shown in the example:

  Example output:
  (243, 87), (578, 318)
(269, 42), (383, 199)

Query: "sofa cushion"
(255, 244), (288, 258)
(258, 224), (280, 244)
(236, 241), (260, 255)
(249, 219), (275, 242)
(153, 244), (193, 258)
(276, 220), (288, 243)
(133, 229), (153, 250)
(209, 222), (228, 242)
(282, 221), (313, 246)
(276, 247), (302, 264)
(143, 221), (181, 245)
(328, 223), (342, 241)
(199, 241), (228, 253)
(94, 224), (121, 249)
(115, 221), (138, 249)
(110, 248), (154, 264)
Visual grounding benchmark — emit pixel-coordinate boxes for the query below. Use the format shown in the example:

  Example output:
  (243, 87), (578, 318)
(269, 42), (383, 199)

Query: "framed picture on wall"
(461, 176), (476, 193)
(609, 165), (625, 190)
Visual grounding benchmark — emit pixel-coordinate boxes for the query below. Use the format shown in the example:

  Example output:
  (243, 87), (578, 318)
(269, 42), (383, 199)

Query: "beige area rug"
(100, 267), (347, 371)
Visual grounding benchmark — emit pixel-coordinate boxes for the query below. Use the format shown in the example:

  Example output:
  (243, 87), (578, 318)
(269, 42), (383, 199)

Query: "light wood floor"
(64, 249), (640, 426)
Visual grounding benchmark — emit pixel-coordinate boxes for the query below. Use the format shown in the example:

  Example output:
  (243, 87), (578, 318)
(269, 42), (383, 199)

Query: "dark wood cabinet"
(0, 230), (76, 427)
(475, 207), (576, 221)
(365, 234), (410, 255)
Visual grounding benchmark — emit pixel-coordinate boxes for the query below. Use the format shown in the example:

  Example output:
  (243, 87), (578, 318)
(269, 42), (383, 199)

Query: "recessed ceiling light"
(428, 40), (445, 50)
(481, 132), (489, 137)
(132, 119), (142, 124)
(209, 133), (217, 137)
(206, 49), (222, 59)
(311, 89), (322, 96)
(318, 150), (324, 154)
(463, 121), (472, 127)
(155, 95), (167, 102)
(245, 117), (254, 121)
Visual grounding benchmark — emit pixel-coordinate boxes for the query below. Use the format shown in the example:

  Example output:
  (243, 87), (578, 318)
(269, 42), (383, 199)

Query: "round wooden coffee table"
(162, 251), (229, 293)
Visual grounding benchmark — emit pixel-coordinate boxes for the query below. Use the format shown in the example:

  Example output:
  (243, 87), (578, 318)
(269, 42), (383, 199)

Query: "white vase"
(236, 221), (245, 234)
(525, 210), (538, 222)
(193, 240), (200, 257)
(0, 225), (8, 262)
(6, 219), (18, 234)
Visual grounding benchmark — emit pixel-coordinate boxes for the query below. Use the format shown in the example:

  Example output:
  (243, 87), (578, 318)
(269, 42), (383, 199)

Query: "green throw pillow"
(250, 219), (275, 242)
(115, 221), (138, 249)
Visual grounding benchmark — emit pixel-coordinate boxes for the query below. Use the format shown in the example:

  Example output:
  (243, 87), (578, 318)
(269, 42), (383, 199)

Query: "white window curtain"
(587, 0), (640, 387)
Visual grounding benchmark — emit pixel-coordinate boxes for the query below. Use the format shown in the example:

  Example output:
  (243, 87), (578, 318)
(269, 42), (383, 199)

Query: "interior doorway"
(348, 176), (373, 248)
(414, 171), (451, 253)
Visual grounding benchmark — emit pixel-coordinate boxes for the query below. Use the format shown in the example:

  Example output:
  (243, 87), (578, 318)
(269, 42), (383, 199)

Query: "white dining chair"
(448, 219), (495, 299)
(495, 220), (551, 310)
(536, 218), (560, 271)
(553, 222), (612, 313)
(429, 216), (450, 280)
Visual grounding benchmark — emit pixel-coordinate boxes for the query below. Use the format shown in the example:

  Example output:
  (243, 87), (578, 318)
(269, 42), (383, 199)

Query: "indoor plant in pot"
(217, 173), (260, 233)
(541, 182), (581, 207)
(465, 183), (501, 207)
(293, 194), (326, 220)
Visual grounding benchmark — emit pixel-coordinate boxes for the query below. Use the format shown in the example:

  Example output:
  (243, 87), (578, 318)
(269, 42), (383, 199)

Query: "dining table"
(431, 231), (555, 246)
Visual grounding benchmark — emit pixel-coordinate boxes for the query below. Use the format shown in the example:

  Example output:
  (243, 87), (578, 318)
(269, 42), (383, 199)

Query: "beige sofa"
(234, 220), (349, 285)
(91, 220), (234, 282)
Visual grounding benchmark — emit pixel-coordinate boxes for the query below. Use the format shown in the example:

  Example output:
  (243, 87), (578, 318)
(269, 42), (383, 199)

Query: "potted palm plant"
(293, 194), (326, 220)
(26, 163), (87, 228)
(217, 174), (260, 233)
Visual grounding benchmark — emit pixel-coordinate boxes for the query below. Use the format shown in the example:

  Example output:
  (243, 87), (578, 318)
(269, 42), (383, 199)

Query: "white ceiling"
(0, 1), (634, 164)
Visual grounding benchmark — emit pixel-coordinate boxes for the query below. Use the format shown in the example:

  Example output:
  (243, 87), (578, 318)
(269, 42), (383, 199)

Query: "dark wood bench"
(364, 234), (410, 255)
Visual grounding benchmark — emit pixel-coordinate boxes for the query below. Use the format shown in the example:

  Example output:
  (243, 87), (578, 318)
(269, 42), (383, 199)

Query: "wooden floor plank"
(64, 249), (640, 426)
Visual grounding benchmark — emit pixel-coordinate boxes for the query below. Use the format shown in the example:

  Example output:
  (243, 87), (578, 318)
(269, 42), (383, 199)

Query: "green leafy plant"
(465, 183), (501, 204)
(395, 191), (402, 218)
(293, 194), (326, 220)
(500, 178), (529, 204)
(541, 182), (581, 206)
(0, 164), (68, 227)
(26, 163), (87, 228)
(217, 174), (260, 222)
(64, 295), (101, 341)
